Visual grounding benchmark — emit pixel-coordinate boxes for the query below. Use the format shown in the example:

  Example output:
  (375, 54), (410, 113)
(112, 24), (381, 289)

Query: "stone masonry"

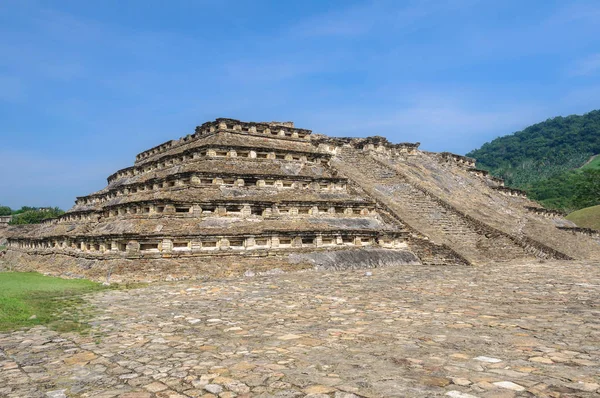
(4, 118), (599, 280)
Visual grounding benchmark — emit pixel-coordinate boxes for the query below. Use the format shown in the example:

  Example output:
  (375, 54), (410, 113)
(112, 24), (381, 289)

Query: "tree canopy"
(7, 207), (65, 225)
(467, 110), (600, 212)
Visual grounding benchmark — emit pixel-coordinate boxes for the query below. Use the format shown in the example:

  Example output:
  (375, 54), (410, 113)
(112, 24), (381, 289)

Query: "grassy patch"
(0, 272), (108, 332)
(566, 205), (600, 230)
(580, 154), (600, 171)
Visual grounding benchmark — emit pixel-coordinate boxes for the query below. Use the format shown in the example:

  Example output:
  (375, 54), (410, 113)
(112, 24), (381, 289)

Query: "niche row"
(8, 232), (406, 256)
(77, 174), (348, 206)
(52, 202), (375, 224)
(135, 119), (312, 162)
(113, 145), (329, 183)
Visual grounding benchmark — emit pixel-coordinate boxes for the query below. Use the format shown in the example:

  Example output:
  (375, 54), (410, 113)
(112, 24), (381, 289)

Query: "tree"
(12, 206), (38, 215)
(0, 206), (11, 216)
(573, 170), (600, 209)
(466, 109), (600, 212)
(9, 207), (65, 225)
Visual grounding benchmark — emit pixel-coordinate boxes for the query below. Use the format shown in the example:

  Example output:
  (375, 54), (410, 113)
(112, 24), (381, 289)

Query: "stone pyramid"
(5, 118), (599, 281)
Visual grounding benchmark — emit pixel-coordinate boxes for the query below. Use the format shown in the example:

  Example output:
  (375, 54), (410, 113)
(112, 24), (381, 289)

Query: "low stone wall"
(467, 169), (505, 187)
(289, 248), (420, 270)
(310, 135), (420, 158)
(438, 152), (476, 168)
(525, 206), (566, 218)
(557, 226), (600, 239)
(492, 186), (528, 198)
(1, 247), (420, 283)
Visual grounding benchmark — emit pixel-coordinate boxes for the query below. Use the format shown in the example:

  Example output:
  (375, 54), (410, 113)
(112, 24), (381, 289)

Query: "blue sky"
(1, 0), (600, 210)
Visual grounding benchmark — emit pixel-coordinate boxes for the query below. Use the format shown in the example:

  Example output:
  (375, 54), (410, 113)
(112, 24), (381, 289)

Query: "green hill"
(467, 110), (600, 212)
(566, 205), (600, 230)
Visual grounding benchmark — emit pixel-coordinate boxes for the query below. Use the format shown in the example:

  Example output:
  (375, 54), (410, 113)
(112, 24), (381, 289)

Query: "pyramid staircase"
(334, 146), (570, 264)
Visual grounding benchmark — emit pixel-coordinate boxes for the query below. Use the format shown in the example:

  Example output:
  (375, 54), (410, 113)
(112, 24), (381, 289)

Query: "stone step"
(337, 148), (532, 263)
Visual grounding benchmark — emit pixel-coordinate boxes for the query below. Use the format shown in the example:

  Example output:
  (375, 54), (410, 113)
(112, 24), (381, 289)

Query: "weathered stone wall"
(1, 247), (421, 283)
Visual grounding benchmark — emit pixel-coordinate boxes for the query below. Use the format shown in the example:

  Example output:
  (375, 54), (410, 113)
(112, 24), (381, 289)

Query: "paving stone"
(528, 356), (553, 364)
(303, 385), (337, 394)
(117, 393), (151, 398)
(446, 392), (480, 398)
(421, 376), (451, 387)
(46, 390), (67, 398)
(492, 381), (525, 391)
(203, 384), (223, 394)
(473, 356), (502, 363)
(451, 378), (472, 386)
(63, 351), (97, 365)
(1, 262), (599, 397)
(144, 381), (168, 392)
(562, 382), (599, 392)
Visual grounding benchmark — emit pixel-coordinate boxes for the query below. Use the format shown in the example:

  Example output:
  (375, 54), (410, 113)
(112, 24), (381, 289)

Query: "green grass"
(566, 204), (600, 230)
(580, 154), (600, 171)
(0, 272), (108, 332)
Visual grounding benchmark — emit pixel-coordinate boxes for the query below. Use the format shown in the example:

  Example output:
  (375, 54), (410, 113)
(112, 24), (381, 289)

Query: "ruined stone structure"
(4, 118), (599, 281)
(0, 216), (12, 227)
(0, 215), (11, 246)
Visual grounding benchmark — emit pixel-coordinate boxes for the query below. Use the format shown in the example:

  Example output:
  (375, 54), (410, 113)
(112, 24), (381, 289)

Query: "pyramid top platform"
(134, 118), (313, 166)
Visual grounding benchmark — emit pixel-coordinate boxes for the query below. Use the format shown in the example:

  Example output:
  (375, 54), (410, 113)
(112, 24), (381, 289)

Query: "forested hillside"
(467, 110), (600, 212)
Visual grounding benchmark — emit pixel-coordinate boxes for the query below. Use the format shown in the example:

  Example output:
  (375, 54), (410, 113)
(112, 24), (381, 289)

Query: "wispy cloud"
(569, 54), (600, 76)
(290, 1), (382, 38)
(290, 0), (476, 39)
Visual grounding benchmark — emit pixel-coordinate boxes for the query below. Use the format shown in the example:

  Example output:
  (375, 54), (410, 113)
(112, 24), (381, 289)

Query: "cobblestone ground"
(1, 261), (599, 398)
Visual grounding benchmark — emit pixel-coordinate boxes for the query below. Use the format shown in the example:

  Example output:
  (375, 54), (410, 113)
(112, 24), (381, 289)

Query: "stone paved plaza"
(1, 261), (599, 398)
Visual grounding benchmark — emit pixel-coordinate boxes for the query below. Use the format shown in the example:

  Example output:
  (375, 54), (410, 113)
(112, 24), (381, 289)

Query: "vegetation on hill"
(526, 168), (600, 211)
(467, 110), (600, 212)
(0, 205), (65, 225)
(566, 205), (600, 230)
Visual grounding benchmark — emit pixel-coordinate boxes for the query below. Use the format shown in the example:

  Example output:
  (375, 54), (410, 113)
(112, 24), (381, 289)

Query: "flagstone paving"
(1, 260), (599, 397)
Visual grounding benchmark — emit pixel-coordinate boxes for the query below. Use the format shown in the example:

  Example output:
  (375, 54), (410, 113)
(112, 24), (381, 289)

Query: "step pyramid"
(5, 119), (431, 280)
(5, 118), (597, 281)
